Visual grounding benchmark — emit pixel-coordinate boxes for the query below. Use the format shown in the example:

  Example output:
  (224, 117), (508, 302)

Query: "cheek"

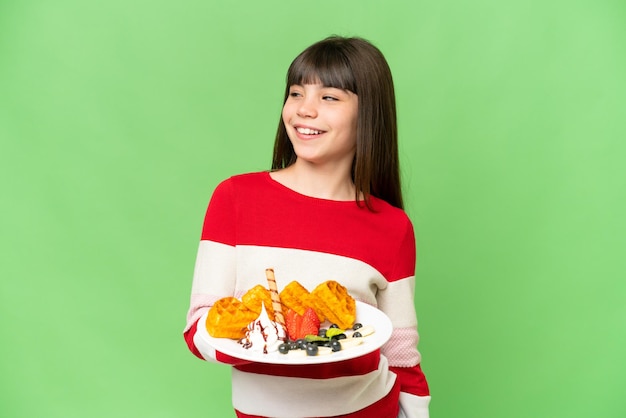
(281, 105), (296, 141)
(281, 103), (293, 125)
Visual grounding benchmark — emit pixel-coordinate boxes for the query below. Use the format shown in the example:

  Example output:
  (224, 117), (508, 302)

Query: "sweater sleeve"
(376, 217), (430, 416)
(183, 179), (246, 364)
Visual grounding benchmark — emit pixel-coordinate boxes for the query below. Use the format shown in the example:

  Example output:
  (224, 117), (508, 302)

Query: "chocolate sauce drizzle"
(238, 320), (284, 354)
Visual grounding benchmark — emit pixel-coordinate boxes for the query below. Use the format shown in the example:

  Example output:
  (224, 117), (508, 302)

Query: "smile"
(296, 127), (324, 135)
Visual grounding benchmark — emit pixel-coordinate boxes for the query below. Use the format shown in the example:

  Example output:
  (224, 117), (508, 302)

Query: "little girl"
(184, 36), (430, 418)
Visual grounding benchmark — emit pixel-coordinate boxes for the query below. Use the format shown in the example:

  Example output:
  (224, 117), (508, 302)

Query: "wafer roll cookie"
(265, 268), (285, 329)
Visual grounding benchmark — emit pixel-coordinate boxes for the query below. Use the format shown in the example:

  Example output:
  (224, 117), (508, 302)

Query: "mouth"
(295, 126), (325, 136)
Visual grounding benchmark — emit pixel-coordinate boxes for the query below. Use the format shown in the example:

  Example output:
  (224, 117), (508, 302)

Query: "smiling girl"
(184, 36), (430, 418)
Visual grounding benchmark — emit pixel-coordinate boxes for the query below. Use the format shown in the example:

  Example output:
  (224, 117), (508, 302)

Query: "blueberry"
(318, 328), (327, 337)
(330, 340), (342, 352)
(331, 333), (346, 340)
(330, 324), (339, 329)
(352, 332), (362, 338)
(278, 343), (290, 354)
(306, 343), (318, 356)
(352, 323), (363, 330)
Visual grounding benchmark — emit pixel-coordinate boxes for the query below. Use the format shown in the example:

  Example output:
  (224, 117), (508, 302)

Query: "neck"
(271, 159), (357, 201)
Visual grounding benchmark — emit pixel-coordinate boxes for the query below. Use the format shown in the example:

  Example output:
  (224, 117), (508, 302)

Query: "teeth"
(297, 127), (322, 135)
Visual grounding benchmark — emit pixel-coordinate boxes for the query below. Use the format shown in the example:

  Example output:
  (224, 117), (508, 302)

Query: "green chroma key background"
(1, 0), (625, 417)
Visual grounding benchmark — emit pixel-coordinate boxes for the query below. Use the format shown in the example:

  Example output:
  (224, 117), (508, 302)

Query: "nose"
(296, 97), (317, 118)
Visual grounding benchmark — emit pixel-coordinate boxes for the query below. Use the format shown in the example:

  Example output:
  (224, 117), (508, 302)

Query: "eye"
(288, 85), (305, 98)
(321, 86), (349, 101)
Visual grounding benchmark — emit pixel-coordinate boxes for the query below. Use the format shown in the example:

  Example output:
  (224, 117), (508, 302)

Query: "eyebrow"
(290, 83), (350, 92)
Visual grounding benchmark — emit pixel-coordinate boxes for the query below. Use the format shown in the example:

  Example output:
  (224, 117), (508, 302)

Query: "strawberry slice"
(300, 307), (320, 338)
(284, 307), (320, 340)
(285, 309), (300, 341)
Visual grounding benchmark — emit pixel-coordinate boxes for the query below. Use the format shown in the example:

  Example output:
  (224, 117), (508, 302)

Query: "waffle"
(206, 297), (259, 339)
(311, 280), (356, 329)
(241, 284), (275, 321)
(280, 280), (324, 322)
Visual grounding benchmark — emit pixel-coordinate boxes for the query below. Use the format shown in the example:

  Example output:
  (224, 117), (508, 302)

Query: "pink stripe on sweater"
(383, 327), (421, 367)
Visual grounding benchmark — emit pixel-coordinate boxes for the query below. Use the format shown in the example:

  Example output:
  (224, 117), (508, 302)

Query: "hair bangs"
(287, 44), (357, 93)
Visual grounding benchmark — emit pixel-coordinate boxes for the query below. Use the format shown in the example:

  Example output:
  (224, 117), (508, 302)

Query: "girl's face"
(282, 83), (358, 170)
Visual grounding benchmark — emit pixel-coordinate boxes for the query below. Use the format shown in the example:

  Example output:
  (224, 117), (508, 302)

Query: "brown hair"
(271, 36), (403, 209)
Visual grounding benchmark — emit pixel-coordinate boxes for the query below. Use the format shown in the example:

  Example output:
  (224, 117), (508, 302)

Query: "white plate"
(196, 301), (393, 364)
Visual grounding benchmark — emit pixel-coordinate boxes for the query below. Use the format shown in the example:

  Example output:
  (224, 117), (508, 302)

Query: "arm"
(378, 218), (431, 418)
(391, 365), (431, 418)
(183, 179), (248, 365)
(184, 240), (237, 363)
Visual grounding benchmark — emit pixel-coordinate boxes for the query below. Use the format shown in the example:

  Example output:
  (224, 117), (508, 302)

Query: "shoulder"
(367, 195), (414, 232)
(366, 197), (416, 279)
(356, 195), (415, 251)
(208, 171), (289, 211)
(216, 171), (268, 188)
(211, 171), (270, 197)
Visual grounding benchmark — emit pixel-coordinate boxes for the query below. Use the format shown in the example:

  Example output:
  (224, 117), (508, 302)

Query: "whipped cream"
(239, 302), (286, 354)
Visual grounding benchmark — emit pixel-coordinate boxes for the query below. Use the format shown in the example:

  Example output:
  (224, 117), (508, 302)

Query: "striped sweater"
(184, 172), (430, 418)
